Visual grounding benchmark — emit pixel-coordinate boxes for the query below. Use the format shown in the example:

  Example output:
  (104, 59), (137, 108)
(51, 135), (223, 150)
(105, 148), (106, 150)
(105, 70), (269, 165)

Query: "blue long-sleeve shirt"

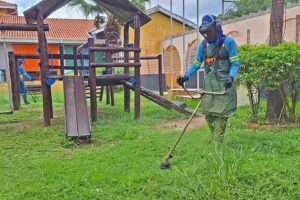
(185, 37), (240, 79)
(19, 65), (32, 80)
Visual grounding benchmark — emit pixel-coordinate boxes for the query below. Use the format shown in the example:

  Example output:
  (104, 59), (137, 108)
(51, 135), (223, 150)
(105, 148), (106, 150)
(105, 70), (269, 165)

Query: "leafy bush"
(238, 43), (300, 121)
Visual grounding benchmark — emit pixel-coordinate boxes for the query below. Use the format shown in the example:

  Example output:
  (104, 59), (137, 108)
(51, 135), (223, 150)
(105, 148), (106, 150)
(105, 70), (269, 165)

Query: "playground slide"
(64, 76), (91, 138)
(123, 82), (193, 116)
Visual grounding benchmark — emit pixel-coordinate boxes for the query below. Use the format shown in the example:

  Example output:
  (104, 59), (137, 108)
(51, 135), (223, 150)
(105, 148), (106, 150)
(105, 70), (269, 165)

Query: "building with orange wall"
(0, 0), (17, 15)
(127, 5), (196, 75)
(124, 5), (196, 90)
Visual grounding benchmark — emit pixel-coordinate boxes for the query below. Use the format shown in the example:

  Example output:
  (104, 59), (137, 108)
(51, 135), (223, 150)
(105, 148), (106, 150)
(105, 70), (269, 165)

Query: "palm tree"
(69, 0), (149, 43)
(130, 0), (150, 11)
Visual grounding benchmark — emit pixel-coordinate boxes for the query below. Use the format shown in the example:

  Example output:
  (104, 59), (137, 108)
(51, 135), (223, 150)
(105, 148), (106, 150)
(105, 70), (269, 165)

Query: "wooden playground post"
(134, 13), (141, 120)
(296, 15), (300, 44)
(247, 29), (251, 45)
(73, 47), (78, 75)
(105, 41), (111, 105)
(8, 52), (20, 110)
(14, 57), (21, 108)
(37, 8), (51, 126)
(123, 22), (130, 112)
(88, 38), (98, 122)
(158, 54), (163, 96)
(45, 36), (53, 119)
(59, 44), (65, 76)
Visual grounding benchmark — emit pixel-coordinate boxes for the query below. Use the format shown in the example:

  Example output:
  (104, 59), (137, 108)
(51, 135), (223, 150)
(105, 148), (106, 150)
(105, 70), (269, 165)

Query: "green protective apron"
(201, 41), (237, 117)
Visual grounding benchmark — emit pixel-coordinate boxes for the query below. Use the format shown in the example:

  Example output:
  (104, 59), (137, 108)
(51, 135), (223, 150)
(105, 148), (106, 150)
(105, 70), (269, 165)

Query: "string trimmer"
(160, 86), (226, 169)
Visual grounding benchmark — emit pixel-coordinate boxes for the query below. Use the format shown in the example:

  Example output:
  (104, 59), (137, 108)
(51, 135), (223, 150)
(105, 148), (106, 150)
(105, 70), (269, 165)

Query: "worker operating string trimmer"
(178, 14), (240, 143)
(160, 14), (240, 169)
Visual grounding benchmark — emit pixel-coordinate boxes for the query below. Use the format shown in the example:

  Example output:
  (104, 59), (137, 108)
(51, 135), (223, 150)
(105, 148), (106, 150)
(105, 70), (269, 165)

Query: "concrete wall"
(162, 3), (300, 75)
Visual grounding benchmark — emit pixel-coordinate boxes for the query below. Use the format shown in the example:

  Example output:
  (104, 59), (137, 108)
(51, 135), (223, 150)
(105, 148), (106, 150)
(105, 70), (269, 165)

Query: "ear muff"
(214, 17), (222, 31)
(209, 15), (222, 31)
(199, 15), (222, 33)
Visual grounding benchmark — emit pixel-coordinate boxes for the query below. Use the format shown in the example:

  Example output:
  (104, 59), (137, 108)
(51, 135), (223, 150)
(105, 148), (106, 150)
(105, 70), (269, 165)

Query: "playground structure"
(0, 0), (151, 126)
(1, 0), (193, 131)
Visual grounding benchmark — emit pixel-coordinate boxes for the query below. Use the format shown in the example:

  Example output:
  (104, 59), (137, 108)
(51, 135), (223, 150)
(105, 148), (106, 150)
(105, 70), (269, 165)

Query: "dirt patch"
(243, 122), (300, 130)
(130, 102), (150, 107)
(160, 116), (206, 133)
(0, 121), (31, 133)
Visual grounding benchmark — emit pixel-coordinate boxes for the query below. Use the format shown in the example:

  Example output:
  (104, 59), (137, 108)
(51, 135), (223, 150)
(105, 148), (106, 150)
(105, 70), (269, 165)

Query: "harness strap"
(203, 38), (228, 66)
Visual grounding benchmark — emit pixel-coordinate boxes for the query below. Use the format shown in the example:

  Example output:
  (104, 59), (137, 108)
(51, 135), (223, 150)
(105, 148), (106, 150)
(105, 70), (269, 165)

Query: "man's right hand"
(176, 75), (189, 86)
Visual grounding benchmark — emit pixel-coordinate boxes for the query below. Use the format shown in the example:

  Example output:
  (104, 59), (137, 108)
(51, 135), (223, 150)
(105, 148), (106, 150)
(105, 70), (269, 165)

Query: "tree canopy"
(220, 0), (299, 21)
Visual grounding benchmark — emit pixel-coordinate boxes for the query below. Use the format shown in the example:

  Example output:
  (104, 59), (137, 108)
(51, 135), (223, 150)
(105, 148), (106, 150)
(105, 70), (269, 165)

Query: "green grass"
(0, 90), (300, 199)
(0, 82), (12, 113)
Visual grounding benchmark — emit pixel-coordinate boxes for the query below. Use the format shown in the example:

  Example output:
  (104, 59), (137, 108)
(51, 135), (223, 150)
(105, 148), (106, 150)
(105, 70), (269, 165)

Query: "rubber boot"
(23, 94), (30, 105)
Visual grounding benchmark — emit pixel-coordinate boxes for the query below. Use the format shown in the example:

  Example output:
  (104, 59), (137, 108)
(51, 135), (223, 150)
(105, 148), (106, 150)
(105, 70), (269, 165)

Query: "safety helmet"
(199, 15), (222, 36)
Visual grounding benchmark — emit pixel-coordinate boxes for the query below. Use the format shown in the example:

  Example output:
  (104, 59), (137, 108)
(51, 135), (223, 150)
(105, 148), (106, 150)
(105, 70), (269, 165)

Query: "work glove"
(176, 75), (189, 87)
(224, 76), (233, 89)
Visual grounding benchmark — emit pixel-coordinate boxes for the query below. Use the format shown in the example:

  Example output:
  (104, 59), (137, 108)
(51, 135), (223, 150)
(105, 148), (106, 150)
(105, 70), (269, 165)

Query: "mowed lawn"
(0, 91), (299, 200)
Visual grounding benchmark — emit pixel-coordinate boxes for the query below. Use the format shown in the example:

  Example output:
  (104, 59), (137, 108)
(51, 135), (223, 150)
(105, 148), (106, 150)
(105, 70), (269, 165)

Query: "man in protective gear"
(18, 58), (33, 105)
(177, 15), (240, 143)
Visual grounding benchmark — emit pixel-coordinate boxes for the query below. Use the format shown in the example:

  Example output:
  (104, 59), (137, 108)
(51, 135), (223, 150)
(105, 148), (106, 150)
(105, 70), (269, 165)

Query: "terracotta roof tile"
(0, 1), (16, 7)
(0, 15), (95, 40)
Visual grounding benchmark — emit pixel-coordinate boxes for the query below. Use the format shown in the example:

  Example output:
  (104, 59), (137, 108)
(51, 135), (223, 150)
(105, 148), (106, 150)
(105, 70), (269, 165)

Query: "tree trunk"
(266, 0), (285, 120)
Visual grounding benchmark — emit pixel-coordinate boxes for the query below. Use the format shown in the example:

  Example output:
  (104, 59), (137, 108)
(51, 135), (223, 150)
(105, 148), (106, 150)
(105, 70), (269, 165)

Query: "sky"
(6, 0), (234, 23)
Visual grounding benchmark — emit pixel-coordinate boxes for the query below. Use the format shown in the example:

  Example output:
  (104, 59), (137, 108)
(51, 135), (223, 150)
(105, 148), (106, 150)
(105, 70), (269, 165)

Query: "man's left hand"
(224, 76), (233, 89)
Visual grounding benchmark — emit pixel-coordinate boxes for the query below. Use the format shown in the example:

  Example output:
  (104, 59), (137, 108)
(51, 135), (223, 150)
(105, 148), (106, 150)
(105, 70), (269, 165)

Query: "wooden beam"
(96, 74), (132, 81)
(37, 8), (51, 126)
(105, 41), (111, 106)
(89, 47), (141, 53)
(44, 35), (53, 119)
(123, 82), (193, 116)
(88, 38), (97, 122)
(15, 57), (21, 108)
(24, 0), (71, 24)
(134, 14), (141, 120)
(158, 54), (163, 96)
(124, 22), (130, 112)
(247, 29), (250, 45)
(8, 52), (20, 110)
(49, 66), (78, 70)
(106, 45), (114, 106)
(15, 54), (89, 60)
(296, 15), (300, 44)
(73, 47), (78, 75)
(0, 23), (49, 31)
(59, 44), (64, 76)
(90, 62), (141, 68)
(113, 55), (160, 61)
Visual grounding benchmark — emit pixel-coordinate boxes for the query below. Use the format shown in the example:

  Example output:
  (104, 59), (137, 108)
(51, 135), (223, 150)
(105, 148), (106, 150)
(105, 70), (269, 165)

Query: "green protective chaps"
(201, 41), (237, 143)
(205, 115), (228, 143)
(201, 41), (237, 117)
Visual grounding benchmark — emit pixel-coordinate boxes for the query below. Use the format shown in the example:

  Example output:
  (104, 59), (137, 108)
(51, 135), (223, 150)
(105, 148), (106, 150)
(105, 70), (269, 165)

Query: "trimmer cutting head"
(160, 161), (170, 169)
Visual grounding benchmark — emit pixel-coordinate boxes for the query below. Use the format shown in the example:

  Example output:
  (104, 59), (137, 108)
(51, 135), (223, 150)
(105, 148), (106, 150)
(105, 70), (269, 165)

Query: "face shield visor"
(199, 22), (218, 42)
